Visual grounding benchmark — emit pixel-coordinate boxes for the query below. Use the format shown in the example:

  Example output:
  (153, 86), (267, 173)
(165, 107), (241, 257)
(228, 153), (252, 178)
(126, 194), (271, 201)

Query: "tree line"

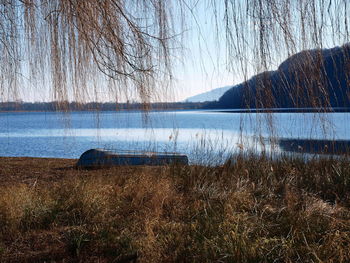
(0, 101), (207, 112)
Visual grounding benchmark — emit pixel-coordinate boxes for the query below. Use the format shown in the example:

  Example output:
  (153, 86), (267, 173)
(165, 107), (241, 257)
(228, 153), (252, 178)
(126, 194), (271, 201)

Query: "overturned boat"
(76, 148), (188, 168)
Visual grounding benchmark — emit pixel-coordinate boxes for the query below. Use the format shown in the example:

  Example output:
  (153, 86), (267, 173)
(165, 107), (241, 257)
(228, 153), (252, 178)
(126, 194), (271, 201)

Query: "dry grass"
(0, 156), (349, 262)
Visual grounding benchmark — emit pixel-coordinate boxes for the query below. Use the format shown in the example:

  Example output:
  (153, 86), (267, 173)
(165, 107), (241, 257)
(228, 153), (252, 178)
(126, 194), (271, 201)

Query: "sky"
(4, 0), (350, 103)
(159, 0), (350, 102)
(8, 1), (239, 103)
(173, 1), (240, 102)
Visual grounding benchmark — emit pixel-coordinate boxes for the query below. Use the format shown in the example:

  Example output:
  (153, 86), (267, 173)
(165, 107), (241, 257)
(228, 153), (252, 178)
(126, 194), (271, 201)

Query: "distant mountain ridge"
(208, 44), (350, 109)
(184, 86), (232, 102)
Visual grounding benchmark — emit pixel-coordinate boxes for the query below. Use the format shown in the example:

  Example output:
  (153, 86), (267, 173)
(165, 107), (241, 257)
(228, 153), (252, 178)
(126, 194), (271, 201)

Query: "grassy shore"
(0, 156), (349, 262)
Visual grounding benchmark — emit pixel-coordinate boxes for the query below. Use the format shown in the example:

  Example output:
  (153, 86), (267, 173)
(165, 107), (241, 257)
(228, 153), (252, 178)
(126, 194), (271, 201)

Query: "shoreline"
(1, 107), (350, 114)
(212, 107), (350, 113)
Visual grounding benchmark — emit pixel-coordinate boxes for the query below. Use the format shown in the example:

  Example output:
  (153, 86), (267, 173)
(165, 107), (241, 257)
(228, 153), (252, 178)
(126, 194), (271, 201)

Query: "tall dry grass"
(0, 156), (349, 262)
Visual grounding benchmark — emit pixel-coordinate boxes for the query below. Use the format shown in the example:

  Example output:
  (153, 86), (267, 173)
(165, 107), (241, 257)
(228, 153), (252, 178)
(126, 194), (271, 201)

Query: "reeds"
(0, 156), (349, 262)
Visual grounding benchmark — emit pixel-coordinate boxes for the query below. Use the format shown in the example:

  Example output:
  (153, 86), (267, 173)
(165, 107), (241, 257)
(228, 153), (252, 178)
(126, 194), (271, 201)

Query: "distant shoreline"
(212, 107), (350, 113)
(1, 104), (350, 113)
(0, 101), (208, 112)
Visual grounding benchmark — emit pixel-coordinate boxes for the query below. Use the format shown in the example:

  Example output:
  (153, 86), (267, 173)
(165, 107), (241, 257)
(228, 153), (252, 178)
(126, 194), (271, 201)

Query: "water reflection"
(278, 138), (350, 155)
(0, 111), (349, 162)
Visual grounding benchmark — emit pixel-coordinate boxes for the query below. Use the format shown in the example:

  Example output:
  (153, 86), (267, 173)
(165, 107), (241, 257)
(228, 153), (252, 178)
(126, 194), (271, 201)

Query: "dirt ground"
(0, 157), (160, 186)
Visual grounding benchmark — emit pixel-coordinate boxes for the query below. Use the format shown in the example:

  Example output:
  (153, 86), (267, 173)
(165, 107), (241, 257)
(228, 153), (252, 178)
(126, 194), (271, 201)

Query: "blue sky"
(11, 1), (238, 103)
(173, 0), (350, 102)
(174, 1), (240, 101)
(6, 0), (350, 103)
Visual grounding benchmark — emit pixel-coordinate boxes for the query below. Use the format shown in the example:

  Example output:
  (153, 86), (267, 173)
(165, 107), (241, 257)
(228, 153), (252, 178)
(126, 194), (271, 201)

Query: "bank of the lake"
(0, 156), (349, 262)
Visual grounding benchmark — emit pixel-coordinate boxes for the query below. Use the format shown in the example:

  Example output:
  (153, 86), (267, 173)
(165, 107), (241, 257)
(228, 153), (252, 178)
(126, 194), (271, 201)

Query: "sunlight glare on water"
(0, 110), (349, 164)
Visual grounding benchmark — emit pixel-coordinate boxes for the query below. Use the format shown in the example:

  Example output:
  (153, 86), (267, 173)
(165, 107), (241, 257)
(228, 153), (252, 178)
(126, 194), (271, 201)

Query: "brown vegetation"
(0, 156), (349, 262)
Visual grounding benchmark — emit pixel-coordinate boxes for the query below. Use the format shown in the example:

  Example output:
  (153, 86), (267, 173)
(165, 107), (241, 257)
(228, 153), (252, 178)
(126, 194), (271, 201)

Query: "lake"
(1, 110), (349, 164)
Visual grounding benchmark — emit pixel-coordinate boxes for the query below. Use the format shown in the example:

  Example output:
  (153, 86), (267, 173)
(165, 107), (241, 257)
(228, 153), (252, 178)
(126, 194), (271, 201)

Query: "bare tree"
(0, 0), (184, 107)
(0, 0), (349, 110)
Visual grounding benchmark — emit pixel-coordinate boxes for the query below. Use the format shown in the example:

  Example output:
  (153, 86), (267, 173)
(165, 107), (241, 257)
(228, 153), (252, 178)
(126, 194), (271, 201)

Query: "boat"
(76, 148), (188, 168)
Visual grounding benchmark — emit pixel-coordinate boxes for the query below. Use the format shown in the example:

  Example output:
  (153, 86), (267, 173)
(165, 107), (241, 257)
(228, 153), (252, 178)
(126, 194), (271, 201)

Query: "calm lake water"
(0, 110), (349, 164)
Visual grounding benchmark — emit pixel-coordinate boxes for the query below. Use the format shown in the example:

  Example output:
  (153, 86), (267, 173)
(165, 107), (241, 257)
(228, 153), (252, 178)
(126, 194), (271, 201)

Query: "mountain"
(208, 44), (350, 109)
(184, 86), (232, 102)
